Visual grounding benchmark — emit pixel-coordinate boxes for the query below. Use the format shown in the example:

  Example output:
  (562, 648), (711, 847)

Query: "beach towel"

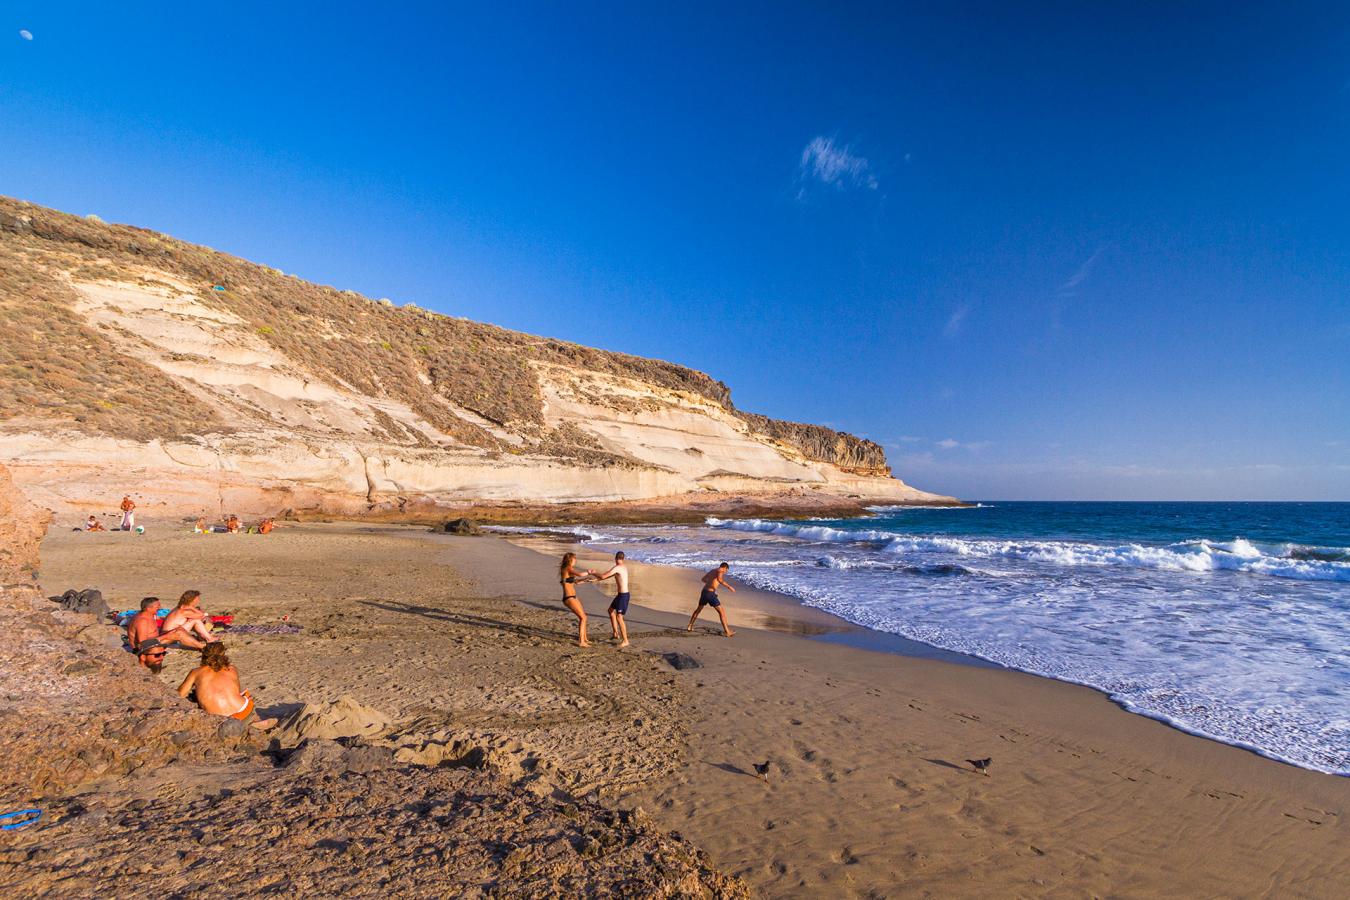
(224, 623), (302, 635)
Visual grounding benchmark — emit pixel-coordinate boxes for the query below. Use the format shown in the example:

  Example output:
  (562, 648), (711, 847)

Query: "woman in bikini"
(559, 552), (596, 647)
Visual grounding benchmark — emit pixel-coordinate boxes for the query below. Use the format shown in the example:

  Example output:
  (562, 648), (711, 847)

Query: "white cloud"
(1058, 245), (1107, 296)
(798, 136), (877, 191)
(19, 29), (33, 41)
(936, 438), (991, 451)
(943, 303), (971, 337)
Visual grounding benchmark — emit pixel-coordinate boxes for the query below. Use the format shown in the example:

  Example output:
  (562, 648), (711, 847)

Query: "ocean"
(540, 502), (1350, 775)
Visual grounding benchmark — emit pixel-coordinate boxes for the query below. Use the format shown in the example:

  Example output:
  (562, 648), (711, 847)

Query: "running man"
(177, 643), (276, 730)
(686, 562), (736, 637)
(119, 494), (136, 531)
(594, 551), (632, 648)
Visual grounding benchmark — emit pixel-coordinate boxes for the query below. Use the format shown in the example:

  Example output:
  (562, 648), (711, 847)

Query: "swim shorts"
(609, 592), (631, 615)
(698, 589), (720, 608)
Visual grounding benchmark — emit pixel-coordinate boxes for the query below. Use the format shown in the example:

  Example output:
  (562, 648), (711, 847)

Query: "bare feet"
(250, 717), (277, 731)
(685, 625), (694, 632)
(578, 639), (591, 648)
(617, 640), (630, 648)
(723, 630), (736, 637)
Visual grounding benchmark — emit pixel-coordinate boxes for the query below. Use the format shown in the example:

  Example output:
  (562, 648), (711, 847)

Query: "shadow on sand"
(358, 598), (570, 644)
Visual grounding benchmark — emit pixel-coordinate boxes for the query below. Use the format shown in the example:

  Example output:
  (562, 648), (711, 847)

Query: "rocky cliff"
(0, 196), (954, 519)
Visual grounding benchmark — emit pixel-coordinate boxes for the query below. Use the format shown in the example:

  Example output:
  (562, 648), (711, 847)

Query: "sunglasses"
(144, 651), (167, 659)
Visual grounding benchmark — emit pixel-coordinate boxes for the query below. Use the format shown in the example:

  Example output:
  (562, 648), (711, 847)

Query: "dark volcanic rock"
(440, 517), (482, 535)
(662, 652), (702, 671)
(0, 765), (750, 899)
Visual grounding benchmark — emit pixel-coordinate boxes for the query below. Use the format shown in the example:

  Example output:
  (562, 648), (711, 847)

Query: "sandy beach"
(30, 522), (1350, 897)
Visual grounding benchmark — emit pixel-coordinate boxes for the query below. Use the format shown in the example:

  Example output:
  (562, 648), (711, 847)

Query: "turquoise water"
(548, 502), (1350, 774)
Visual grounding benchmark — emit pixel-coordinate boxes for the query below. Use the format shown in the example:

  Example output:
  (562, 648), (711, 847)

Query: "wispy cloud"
(943, 303), (971, 337)
(936, 438), (991, 451)
(1057, 245), (1107, 298)
(798, 136), (878, 191)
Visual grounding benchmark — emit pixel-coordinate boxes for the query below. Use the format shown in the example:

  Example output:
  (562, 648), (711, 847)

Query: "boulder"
(661, 652), (702, 671)
(441, 518), (482, 536)
(270, 695), (392, 748)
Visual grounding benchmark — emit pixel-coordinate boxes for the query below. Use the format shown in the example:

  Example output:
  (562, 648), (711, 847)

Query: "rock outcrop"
(0, 195), (957, 519)
(0, 464), (243, 799)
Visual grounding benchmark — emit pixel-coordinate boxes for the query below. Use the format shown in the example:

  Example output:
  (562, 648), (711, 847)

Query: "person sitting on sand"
(135, 638), (169, 674)
(192, 517), (207, 534)
(559, 552), (597, 647)
(85, 515), (106, 532)
(127, 596), (207, 652)
(161, 590), (217, 644)
(226, 514), (241, 534)
(119, 494), (136, 531)
(258, 517), (274, 535)
(594, 551), (633, 648)
(686, 562), (736, 637)
(177, 643), (276, 730)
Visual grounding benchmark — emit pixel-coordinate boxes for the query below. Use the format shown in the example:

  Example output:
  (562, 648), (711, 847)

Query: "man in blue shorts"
(687, 562), (736, 637)
(595, 551), (633, 648)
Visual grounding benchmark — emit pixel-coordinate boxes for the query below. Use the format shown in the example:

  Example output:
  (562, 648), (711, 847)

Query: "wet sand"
(38, 522), (1350, 898)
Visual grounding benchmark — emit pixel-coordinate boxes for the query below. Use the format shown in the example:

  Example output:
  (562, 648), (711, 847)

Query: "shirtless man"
(161, 590), (217, 644)
(594, 551), (633, 648)
(226, 514), (240, 534)
(119, 495), (136, 531)
(126, 596), (206, 652)
(85, 515), (106, 532)
(686, 562), (736, 637)
(177, 643), (276, 730)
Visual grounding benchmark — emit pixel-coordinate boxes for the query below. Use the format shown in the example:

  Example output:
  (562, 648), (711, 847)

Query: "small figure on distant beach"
(177, 643), (276, 730)
(85, 515), (106, 532)
(226, 514), (241, 534)
(687, 562), (736, 637)
(119, 494), (136, 531)
(161, 590), (218, 644)
(559, 552), (596, 647)
(594, 551), (632, 648)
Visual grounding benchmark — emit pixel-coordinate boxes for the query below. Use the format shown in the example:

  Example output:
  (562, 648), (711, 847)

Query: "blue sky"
(3, 3), (1347, 499)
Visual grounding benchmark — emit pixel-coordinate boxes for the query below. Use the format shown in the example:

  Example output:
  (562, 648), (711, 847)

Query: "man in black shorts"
(686, 562), (736, 637)
(595, 551), (632, 648)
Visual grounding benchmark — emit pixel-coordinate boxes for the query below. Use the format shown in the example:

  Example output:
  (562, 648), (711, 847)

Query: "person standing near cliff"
(559, 552), (597, 647)
(686, 563), (736, 637)
(119, 494), (136, 531)
(594, 551), (632, 648)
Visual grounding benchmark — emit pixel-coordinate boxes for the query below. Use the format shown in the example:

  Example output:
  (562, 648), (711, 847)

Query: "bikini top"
(562, 575), (577, 584)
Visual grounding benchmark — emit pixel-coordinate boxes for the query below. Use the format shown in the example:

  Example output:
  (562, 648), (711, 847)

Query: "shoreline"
(31, 522), (1350, 896)
(498, 523), (1348, 777)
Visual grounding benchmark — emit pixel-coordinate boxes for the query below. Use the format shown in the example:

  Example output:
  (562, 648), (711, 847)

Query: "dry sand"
(35, 522), (1350, 898)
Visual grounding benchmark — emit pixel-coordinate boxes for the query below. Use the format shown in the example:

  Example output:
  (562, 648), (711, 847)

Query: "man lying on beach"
(177, 643), (276, 730)
(686, 563), (736, 637)
(161, 590), (217, 644)
(127, 596), (207, 652)
(594, 551), (632, 648)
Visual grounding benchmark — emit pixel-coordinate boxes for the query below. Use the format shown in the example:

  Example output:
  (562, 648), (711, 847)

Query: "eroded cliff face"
(0, 196), (954, 518)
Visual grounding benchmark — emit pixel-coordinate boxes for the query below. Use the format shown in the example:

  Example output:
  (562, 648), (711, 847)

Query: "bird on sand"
(753, 760), (771, 782)
(966, 757), (991, 776)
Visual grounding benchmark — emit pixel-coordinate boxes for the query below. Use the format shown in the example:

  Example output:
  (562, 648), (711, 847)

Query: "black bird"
(966, 757), (991, 776)
(753, 760), (771, 782)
